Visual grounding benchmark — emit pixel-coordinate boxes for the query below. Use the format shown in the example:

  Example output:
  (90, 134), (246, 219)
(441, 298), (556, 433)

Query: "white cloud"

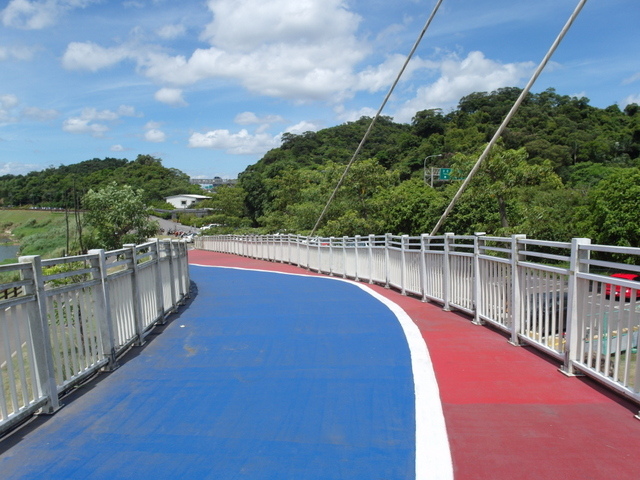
(188, 117), (322, 155)
(22, 106), (58, 121)
(234, 112), (285, 126)
(0, 94), (19, 124)
(62, 0), (372, 103)
(622, 73), (640, 85)
(334, 105), (377, 123)
(143, 120), (166, 142)
(145, 128), (166, 142)
(0, 45), (37, 61)
(234, 111), (285, 133)
(154, 87), (187, 107)
(622, 94), (640, 107)
(188, 128), (280, 155)
(234, 112), (260, 125)
(62, 105), (139, 137)
(0, 161), (43, 175)
(62, 42), (130, 72)
(200, 0), (361, 51)
(0, 111), (17, 124)
(0, 94), (19, 109)
(63, 116), (109, 136)
(157, 23), (186, 40)
(1, 0), (96, 30)
(355, 54), (435, 94)
(393, 51), (535, 123)
(110, 144), (126, 152)
(284, 120), (321, 135)
(117, 105), (140, 117)
(0, 94), (59, 124)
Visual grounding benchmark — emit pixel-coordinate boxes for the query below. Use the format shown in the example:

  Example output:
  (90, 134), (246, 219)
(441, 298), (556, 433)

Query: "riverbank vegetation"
(0, 210), (79, 263)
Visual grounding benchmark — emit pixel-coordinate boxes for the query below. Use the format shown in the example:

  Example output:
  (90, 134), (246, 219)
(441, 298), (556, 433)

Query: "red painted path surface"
(190, 250), (640, 480)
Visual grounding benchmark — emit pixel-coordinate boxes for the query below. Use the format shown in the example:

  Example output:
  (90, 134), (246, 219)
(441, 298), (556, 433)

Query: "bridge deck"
(1, 250), (639, 479)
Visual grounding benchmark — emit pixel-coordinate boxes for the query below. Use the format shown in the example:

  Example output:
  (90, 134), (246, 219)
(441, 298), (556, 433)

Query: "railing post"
(124, 244), (146, 346)
(384, 233), (391, 288)
(174, 242), (189, 300)
(368, 234), (375, 284)
(155, 240), (169, 323)
(340, 236), (347, 278)
(317, 238), (322, 271)
(328, 237), (334, 275)
(509, 234), (527, 345)
(183, 240), (191, 298)
(354, 235), (361, 282)
(288, 234), (293, 264)
(443, 233), (454, 311)
(562, 237), (591, 375)
(87, 249), (118, 371)
(472, 233), (486, 325)
(420, 234), (429, 302)
(401, 235), (408, 295)
(19, 255), (61, 413)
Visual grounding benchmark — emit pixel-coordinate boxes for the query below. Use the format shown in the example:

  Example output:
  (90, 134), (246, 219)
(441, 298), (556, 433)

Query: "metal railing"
(196, 233), (640, 411)
(0, 239), (190, 436)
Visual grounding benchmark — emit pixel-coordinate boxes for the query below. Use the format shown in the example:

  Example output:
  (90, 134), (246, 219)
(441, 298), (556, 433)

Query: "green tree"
(82, 182), (158, 250)
(375, 177), (444, 234)
(588, 168), (640, 247)
(199, 185), (249, 228)
(446, 147), (563, 234)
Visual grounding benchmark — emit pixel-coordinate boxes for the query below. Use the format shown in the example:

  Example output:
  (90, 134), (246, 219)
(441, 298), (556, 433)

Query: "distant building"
(165, 194), (210, 209)
(189, 177), (237, 191)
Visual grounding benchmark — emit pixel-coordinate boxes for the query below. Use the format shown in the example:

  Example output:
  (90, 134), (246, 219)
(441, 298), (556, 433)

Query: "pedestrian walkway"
(0, 250), (638, 479)
(188, 251), (640, 480)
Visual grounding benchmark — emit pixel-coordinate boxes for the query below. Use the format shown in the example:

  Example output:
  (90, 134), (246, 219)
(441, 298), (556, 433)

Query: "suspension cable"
(309, 0), (445, 237)
(429, 0), (588, 236)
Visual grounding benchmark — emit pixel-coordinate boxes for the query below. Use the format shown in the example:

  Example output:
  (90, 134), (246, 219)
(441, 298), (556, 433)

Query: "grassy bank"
(1, 209), (82, 262)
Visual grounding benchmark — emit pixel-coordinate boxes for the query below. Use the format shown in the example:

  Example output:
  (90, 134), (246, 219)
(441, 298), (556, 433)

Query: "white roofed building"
(165, 194), (210, 209)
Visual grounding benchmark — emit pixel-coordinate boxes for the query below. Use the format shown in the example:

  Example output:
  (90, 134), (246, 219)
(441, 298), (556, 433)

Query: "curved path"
(188, 251), (640, 480)
(0, 250), (638, 479)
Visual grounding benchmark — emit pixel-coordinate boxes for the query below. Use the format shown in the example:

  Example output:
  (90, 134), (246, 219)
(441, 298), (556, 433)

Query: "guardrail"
(196, 233), (640, 413)
(0, 239), (190, 436)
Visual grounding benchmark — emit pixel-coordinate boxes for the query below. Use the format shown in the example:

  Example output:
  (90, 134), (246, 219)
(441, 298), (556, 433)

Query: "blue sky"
(1, 0), (639, 179)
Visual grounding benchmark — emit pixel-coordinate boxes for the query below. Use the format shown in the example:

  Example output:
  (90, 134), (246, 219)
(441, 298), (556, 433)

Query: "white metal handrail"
(0, 238), (190, 436)
(195, 233), (640, 412)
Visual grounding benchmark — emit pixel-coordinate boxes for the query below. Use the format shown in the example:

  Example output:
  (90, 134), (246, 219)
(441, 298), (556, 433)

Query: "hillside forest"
(2, 87), (640, 249)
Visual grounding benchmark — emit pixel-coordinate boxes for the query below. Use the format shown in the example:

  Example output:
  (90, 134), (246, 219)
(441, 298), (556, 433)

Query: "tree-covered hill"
(0, 154), (203, 208)
(234, 87), (640, 244)
(3, 87), (639, 248)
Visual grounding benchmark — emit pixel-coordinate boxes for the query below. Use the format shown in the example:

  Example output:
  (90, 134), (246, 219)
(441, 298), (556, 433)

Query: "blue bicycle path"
(0, 266), (427, 479)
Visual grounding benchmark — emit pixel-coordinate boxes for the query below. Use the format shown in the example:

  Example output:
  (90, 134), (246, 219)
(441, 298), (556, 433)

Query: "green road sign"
(439, 168), (452, 180)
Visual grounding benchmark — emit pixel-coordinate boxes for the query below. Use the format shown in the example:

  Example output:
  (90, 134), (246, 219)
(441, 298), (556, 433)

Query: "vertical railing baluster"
(562, 238), (591, 375)
(124, 245), (145, 346)
(89, 249), (118, 370)
(473, 233), (485, 324)
(509, 234), (527, 345)
(443, 233), (454, 311)
(384, 233), (391, 288)
(400, 235), (408, 295)
(19, 255), (60, 414)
